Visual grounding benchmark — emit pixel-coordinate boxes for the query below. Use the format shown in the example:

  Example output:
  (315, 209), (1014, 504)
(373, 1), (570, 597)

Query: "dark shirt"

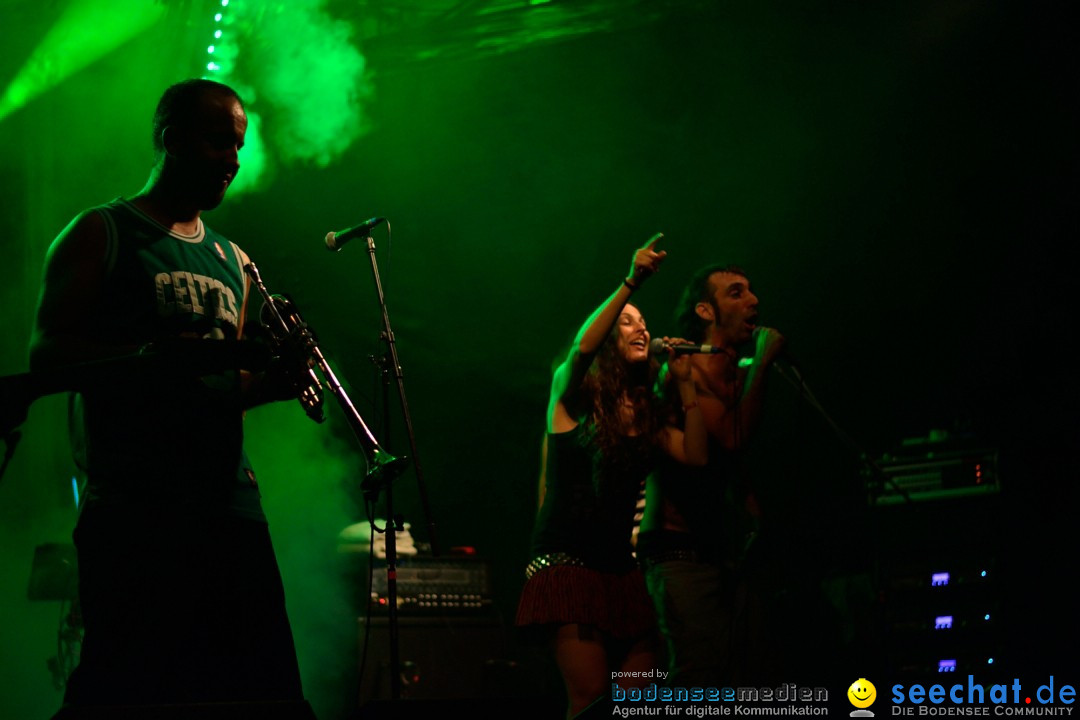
(531, 424), (653, 574)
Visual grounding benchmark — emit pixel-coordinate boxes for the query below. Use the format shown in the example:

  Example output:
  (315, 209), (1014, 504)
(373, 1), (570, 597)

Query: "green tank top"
(76, 198), (264, 521)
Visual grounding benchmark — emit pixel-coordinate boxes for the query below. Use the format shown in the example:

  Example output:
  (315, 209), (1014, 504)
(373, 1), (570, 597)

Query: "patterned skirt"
(515, 554), (656, 640)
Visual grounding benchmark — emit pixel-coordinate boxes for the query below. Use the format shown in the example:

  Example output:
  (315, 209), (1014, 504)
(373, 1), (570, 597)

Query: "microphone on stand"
(325, 217), (386, 251)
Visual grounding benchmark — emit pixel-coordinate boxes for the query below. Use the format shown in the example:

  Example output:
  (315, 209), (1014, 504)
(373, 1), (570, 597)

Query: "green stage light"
(0, 0), (166, 122)
(200, 0), (373, 192)
(225, 103), (267, 196)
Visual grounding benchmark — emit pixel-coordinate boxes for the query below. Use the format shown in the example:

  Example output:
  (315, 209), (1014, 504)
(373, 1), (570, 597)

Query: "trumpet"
(260, 292), (325, 423)
(244, 261), (407, 494)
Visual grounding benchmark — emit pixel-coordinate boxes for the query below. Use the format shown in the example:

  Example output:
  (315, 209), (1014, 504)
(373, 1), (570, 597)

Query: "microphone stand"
(359, 231), (439, 704)
(771, 360), (911, 505)
(362, 340), (405, 702)
(372, 345), (402, 702)
(768, 359), (903, 660)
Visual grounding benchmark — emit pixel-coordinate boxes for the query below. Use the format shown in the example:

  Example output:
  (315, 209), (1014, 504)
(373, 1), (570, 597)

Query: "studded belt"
(524, 552), (586, 579)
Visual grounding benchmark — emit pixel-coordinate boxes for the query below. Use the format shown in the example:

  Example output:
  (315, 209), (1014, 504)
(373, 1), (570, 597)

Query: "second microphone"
(325, 217), (387, 251)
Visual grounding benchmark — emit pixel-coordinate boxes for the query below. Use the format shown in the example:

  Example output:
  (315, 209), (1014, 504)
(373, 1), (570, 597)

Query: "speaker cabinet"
(357, 615), (537, 705)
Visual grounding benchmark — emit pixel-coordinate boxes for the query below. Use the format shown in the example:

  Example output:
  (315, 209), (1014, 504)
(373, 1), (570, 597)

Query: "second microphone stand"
(771, 360), (910, 505)
(358, 231), (439, 703)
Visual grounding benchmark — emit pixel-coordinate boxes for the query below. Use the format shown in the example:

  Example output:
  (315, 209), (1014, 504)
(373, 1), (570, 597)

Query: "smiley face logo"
(848, 678), (877, 709)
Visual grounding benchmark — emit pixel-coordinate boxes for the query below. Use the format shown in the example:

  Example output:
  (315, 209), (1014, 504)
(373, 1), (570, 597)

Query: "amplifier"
(869, 447), (999, 506)
(357, 616), (514, 705)
(370, 556), (492, 613)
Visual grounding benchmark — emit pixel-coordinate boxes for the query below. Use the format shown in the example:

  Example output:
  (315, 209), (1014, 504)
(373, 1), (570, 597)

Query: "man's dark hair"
(152, 79), (243, 154)
(675, 263), (748, 342)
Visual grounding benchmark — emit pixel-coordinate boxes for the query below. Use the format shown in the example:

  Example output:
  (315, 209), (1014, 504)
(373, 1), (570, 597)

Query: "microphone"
(649, 338), (728, 357)
(325, 217), (386, 251)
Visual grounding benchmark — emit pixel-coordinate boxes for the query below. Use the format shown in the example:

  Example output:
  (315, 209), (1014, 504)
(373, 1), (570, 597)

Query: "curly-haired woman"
(516, 234), (707, 717)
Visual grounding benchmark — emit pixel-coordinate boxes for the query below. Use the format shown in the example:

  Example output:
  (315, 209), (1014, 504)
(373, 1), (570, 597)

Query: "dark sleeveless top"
(530, 424), (653, 574)
(76, 198), (263, 521)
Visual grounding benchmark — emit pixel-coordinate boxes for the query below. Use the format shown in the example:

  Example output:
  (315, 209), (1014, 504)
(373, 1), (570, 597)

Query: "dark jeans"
(62, 507), (304, 708)
(643, 557), (768, 689)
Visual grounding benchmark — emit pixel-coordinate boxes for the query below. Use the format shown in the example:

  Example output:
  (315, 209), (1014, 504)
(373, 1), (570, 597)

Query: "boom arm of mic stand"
(771, 361), (912, 505)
